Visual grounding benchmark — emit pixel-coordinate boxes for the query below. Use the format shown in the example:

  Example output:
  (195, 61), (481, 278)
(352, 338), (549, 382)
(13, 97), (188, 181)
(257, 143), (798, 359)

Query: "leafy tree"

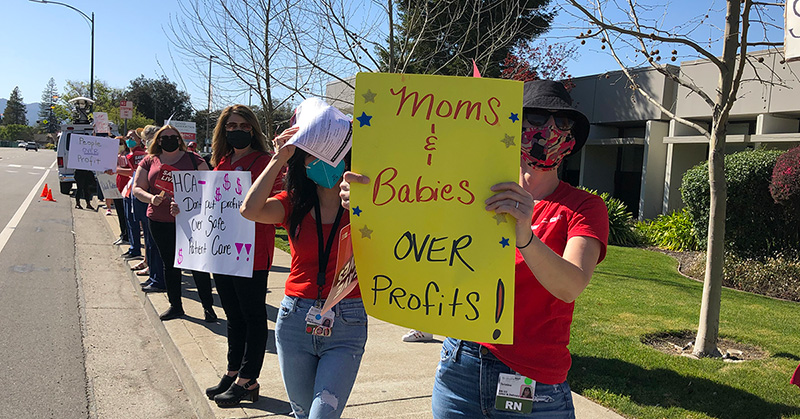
(0, 124), (36, 142)
(63, 79), (153, 130)
(125, 75), (192, 124)
(2, 87), (28, 126)
(37, 78), (65, 133)
(378, 0), (554, 77)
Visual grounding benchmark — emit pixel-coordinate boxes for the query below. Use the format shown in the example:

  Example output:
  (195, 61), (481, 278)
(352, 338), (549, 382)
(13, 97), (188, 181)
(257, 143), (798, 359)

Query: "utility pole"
(206, 55), (218, 150)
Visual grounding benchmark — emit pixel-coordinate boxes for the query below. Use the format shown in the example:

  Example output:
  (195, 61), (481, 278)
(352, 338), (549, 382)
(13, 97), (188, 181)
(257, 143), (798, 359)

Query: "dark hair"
(284, 148), (350, 239)
(211, 104), (271, 167)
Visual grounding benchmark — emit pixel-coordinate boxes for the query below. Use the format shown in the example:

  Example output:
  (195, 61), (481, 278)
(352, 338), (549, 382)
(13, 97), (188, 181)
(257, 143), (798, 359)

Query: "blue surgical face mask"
(125, 139), (137, 148)
(305, 158), (346, 189)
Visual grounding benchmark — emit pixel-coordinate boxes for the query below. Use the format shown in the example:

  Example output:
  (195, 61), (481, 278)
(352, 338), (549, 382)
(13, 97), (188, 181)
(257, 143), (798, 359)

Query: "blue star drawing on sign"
(356, 112), (372, 127)
(352, 206), (362, 216)
(509, 112), (519, 123)
(499, 237), (510, 248)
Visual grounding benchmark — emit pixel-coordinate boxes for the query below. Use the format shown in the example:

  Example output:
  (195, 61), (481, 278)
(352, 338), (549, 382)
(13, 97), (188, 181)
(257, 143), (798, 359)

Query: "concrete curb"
(100, 208), (215, 419)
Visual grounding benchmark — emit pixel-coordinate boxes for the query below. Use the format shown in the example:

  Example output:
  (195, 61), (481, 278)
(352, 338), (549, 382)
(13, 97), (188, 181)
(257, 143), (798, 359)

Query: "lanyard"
(314, 203), (345, 302)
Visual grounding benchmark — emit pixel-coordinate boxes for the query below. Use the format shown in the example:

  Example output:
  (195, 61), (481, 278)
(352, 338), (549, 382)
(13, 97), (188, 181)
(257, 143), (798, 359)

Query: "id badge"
(305, 306), (334, 337)
(495, 373), (535, 413)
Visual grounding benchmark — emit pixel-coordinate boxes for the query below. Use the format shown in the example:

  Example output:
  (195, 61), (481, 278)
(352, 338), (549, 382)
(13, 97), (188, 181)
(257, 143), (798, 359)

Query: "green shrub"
(580, 188), (642, 247)
(681, 149), (790, 258)
(635, 209), (699, 251)
(723, 251), (800, 302)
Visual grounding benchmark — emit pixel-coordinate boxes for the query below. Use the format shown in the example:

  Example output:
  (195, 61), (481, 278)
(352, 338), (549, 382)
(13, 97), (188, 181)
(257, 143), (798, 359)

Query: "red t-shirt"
(138, 152), (204, 222)
(481, 181), (609, 385)
(116, 154), (131, 192)
(215, 151), (283, 271)
(274, 191), (360, 300)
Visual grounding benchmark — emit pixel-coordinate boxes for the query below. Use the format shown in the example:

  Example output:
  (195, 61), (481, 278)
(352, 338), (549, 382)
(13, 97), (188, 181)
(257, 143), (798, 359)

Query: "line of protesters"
(97, 80), (607, 418)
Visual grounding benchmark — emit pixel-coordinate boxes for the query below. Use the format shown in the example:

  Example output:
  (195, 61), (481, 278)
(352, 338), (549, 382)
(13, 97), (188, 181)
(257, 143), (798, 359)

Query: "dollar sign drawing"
(177, 249), (184, 264)
(235, 178), (242, 195)
(215, 187), (222, 201)
(223, 173), (231, 191)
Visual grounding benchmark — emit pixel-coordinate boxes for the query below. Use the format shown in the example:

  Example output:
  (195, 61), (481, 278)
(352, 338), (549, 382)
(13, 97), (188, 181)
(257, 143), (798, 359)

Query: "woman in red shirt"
(201, 105), (283, 407)
(132, 125), (216, 322)
(241, 126), (365, 419)
(341, 80), (609, 418)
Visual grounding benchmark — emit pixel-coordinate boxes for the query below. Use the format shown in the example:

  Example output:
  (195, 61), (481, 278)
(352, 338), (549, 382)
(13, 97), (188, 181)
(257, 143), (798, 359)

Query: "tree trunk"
(693, 0), (741, 358)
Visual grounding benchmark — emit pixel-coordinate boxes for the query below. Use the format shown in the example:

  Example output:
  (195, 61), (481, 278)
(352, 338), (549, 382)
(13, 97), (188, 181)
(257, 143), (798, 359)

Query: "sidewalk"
(100, 208), (623, 418)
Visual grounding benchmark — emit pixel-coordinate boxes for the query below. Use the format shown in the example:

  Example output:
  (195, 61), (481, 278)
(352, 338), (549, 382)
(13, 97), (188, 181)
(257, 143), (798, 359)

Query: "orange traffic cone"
(44, 189), (57, 202)
(40, 184), (49, 198)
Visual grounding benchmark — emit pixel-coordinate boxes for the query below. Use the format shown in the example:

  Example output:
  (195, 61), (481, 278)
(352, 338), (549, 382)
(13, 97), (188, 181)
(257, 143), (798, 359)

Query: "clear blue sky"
(0, 0), (786, 109)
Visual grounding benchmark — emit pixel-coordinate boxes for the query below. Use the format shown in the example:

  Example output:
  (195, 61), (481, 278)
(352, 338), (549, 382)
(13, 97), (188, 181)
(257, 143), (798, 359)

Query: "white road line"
(33, 166), (46, 170)
(8, 164), (21, 168)
(0, 160), (57, 256)
(5, 170), (18, 173)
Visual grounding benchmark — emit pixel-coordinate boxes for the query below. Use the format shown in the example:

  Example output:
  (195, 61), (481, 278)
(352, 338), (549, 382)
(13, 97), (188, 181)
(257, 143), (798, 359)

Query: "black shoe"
(159, 306), (185, 321)
(123, 253), (144, 261)
(203, 308), (218, 323)
(140, 279), (152, 287)
(142, 285), (166, 293)
(120, 250), (133, 258)
(206, 374), (236, 400)
(75, 204), (83, 209)
(214, 379), (259, 407)
(86, 203), (95, 211)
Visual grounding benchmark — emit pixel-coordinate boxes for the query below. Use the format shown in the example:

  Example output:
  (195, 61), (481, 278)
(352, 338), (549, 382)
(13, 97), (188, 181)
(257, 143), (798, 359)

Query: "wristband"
(516, 232), (534, 249)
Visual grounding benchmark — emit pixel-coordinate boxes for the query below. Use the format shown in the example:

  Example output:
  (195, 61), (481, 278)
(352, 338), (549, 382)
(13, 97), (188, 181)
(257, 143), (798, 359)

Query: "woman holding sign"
(200, 105), (283, 407)
(133, 125), (217, 322)
(241, 123), (366, 419)
(340, 80), (609, 418)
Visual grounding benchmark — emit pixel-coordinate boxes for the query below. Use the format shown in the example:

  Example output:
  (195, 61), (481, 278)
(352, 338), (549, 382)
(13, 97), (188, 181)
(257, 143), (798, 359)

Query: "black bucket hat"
(522, 80), (590, 156)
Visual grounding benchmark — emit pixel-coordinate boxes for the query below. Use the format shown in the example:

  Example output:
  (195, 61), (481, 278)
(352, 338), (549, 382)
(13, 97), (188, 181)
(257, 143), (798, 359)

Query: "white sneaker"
(402, 330), (433, 342)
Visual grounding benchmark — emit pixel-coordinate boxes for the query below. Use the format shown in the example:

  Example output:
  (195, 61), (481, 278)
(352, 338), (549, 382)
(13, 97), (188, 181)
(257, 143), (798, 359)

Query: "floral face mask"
(520, 125), (576, 171)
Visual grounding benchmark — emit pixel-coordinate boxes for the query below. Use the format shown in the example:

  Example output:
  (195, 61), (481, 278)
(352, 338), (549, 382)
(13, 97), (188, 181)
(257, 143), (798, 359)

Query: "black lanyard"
(314, 203), (345, 302)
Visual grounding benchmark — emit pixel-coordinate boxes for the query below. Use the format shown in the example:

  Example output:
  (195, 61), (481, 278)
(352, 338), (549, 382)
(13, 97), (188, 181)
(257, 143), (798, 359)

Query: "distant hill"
(0, 98), (43, 126)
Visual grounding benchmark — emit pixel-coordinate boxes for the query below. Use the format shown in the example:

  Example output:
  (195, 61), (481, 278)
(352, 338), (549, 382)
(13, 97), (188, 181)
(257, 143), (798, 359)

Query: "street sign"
(120, 101), (133, 120)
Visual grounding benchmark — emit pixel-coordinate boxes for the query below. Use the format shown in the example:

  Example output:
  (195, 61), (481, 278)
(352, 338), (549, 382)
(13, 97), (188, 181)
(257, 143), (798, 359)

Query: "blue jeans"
(432, 338), (575, 419)
(123, 195), (140, 255)
(275, 296), (368, 419)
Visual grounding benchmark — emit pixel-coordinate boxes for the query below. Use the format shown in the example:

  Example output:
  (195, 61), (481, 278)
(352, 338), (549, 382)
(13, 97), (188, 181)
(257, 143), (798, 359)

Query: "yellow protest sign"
(350, 73), (522, 344)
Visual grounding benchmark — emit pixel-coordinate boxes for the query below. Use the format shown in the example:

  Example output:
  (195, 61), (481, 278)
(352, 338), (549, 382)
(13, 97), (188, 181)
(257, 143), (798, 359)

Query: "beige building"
(326, 50), (800, 220)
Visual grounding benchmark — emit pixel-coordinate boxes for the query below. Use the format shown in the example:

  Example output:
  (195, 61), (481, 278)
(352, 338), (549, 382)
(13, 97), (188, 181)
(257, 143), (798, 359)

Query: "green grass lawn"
(275, 226), (290, 253)
(569, 246), (800, 418)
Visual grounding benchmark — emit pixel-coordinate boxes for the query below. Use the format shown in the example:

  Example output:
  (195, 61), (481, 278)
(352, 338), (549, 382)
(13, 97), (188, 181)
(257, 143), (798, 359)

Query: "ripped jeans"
(432, 338), (575, 418)
(276, 296), (368, 419)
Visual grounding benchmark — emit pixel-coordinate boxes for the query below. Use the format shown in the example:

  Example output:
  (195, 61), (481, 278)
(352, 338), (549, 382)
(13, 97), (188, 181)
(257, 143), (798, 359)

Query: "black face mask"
(160, 137), (180, 152)
(226, 130), (253, 149)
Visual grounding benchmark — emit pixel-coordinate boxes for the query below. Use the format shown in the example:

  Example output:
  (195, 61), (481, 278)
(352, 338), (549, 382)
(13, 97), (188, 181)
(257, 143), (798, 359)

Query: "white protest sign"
(94, 112), (110, 134)
(67, 134), (118, 171)
(168, 120), (197, 141)
(287, 97), (352, 166)
(172, 171), (255, 277)
(95, 172), (122, 199)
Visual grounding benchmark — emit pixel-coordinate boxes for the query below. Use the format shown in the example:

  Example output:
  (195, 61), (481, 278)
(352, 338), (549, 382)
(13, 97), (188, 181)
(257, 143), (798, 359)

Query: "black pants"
(216, 271), (269, 379)
(73, 169), (94, 206)
(113, 198), (128, 241)
(148, 218), (214, 311)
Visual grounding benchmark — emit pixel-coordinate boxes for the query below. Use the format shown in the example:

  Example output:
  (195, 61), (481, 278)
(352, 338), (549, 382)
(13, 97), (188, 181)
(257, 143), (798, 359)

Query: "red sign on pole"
(120, 100), (134, 120)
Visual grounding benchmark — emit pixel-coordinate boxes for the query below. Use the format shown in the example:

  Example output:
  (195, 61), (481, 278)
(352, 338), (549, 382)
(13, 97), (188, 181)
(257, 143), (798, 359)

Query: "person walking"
(196, 105), (283, 407)
(133, 125), (217, 320)
(241, 126), (366, 419)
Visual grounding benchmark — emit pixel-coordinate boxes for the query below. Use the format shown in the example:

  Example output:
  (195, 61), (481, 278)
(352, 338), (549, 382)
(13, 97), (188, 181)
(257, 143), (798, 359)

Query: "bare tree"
(565, 0), (787, 357)
(168, 0), (308, 137)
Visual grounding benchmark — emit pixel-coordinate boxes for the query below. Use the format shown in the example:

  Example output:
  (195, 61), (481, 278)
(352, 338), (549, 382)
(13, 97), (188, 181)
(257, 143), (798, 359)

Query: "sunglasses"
(523, 110), (575, 131)
(225, 122), (252, 131)
(158, 135), (181, 141)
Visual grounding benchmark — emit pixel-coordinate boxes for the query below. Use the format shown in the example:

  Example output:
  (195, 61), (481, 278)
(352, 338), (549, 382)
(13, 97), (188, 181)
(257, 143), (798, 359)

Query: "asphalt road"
(0, 148), (88, 418)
